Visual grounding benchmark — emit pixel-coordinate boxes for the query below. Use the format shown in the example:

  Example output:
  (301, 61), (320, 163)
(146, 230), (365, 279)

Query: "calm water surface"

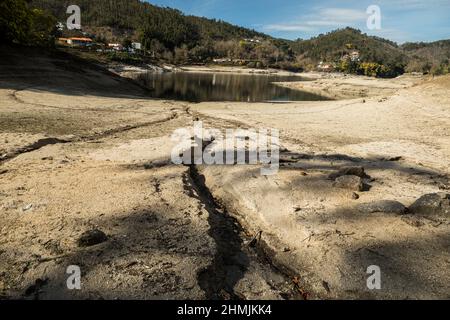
(136, 72), (329, 102)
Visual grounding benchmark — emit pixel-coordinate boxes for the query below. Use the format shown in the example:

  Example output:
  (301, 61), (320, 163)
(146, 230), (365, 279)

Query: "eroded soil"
(0, 46), (449, 299)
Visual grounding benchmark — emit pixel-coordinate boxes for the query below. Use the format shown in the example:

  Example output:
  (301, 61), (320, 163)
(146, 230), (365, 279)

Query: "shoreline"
(112, 62), (426, 100)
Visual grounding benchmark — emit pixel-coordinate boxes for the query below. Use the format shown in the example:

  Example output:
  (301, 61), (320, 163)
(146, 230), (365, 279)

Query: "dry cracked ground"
(0, 46), (449, 300)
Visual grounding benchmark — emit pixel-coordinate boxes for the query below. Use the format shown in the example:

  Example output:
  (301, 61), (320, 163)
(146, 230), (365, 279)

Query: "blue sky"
(147, 0), (450, 43)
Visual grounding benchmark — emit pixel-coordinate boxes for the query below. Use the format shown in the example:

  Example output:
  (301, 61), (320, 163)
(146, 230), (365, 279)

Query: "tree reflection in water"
(136, 72), (330, 102)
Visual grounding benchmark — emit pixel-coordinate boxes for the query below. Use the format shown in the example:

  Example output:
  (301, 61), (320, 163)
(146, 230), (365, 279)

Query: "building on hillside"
(57, 38), (69, 45)
(67, 37), (93, 47)
(317, 61), (335, 72)
(124, 42), (142, 54)
(132, 42), (142, 50)
(243, 38), (261, 43)
(56, 22), (65, 31)
(350, 50), (360, 62)
(108, 43), (123, 51)
(341, 50), (360, 63)
(213, 58), (232, 63)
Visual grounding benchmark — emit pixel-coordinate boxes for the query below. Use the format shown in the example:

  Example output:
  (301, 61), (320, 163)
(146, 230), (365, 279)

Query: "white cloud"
(262, 7), (367, 32)
(315, 8), (367, 22)
(259, 1), (448, 42)
(377, 0), (450, 10)
(263, 24), (315, 32)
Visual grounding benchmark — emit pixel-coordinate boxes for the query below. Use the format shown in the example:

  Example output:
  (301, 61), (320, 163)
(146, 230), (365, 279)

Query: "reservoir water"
(136, 72), (329, 102)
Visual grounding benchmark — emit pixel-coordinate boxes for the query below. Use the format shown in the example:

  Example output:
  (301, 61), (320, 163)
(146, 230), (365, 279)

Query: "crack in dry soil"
(178, 128), (300, 300)
(184, 165), (248, 299)
(184, 165), (303, 300)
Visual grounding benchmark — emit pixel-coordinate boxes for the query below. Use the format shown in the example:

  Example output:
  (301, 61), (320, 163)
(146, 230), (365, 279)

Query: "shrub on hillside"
(0, 0), (56, 46)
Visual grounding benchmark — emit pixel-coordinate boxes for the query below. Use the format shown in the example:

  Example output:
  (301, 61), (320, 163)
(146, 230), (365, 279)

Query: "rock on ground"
(328, 166), (371, 180)
(333, 175), (364, 192)
(409, 193), (450, 217)
(357, 200), (408, 215)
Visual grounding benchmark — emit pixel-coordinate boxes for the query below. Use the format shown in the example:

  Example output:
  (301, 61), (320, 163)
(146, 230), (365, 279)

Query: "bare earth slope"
(0, 46), (449, 299)
(0, 46), (295, 300)
(191, 75), (450, 299)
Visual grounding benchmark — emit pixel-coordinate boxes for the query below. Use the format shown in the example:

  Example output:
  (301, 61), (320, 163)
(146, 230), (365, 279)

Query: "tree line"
(2, 1), (449, 77)
(1, 0), (56, 46)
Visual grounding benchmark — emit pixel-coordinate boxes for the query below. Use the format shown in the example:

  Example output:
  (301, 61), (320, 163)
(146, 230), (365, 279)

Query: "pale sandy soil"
(0, 46), (449, 300)
(180, 65), (300, 76)
(191, 76), (450, 299)
(0, 47), (296, 300)
(273, 72), (424, 99)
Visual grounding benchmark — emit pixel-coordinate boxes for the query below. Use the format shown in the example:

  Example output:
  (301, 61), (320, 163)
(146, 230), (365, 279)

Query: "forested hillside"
(0, 0), (56, 46)
(290, 28), (449, 76)
(25, 0), (299, 69)
(28, 0), (268, 46)
(291, 28), (407, 74)
(1, 0), (448, 76)
(401, 40), (450, 75)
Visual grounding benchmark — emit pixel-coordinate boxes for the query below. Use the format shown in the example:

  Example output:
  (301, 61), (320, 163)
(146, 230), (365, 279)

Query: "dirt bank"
(190, 74), (450, 299)
(0, 45), (449, 299)
(274, 72), (424, 99)
(0, 46), (297, 300)
(179, 65), (299, 76)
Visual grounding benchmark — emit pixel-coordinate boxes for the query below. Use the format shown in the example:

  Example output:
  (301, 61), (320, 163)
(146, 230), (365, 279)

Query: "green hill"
(401, 40), (450, 74)
(28, 0), (269, 48)
(290, 28), (449, 77)
(26, 0), (298, 68)
(291, 28), (408, 76)
(2, 0), (449, 76)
